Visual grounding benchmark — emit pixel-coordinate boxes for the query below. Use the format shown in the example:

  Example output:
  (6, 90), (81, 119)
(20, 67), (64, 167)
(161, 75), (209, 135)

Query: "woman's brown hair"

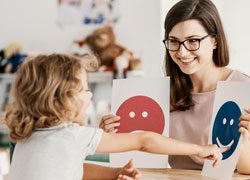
(5, 53), (98, 142)
(164, 0), (229, 111)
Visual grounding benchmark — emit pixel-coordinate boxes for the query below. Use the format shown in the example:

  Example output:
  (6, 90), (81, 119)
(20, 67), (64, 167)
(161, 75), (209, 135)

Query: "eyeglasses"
(163, 34), (215, 51)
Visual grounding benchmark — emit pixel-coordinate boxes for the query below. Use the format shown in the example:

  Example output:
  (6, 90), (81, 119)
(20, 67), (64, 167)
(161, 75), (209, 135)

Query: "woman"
(100, 0), (250, 174)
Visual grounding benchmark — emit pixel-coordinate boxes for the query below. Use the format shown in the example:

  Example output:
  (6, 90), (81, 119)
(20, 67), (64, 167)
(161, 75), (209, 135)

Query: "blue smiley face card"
(212, 101), (241, 161)
(202, 81), (250, 180)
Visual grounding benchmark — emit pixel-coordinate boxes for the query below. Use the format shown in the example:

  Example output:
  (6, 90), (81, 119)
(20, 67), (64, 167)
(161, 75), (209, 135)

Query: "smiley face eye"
(142, 111), (148, 118)
(223, 118), (227, 125)
(230, 119), (234, 126)
(129, 112), (135, 118)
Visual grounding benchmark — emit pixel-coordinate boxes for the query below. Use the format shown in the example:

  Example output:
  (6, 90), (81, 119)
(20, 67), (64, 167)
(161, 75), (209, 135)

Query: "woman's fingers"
(104, 116), (120, 125)
(100, 114), (120, 131)
(104, 122), (120, 132)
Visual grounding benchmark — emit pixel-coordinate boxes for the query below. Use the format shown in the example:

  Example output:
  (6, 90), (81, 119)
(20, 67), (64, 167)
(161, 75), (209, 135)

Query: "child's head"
(5, 53), (98, 142)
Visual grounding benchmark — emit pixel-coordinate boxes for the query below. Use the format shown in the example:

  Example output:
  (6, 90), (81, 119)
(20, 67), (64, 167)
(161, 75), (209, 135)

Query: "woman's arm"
(82, 159), (141, 180)
(96, 131), (228, 167)
(237, 108), (250, 174)
(237, 140), (250, 174)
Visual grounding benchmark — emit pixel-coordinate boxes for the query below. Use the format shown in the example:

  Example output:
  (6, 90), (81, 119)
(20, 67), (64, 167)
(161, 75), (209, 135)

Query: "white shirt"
(9, 123), (103, 180)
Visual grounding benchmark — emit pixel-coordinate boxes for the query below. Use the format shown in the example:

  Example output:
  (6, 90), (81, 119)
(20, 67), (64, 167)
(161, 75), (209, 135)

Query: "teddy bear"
(74, 25), (142, 78)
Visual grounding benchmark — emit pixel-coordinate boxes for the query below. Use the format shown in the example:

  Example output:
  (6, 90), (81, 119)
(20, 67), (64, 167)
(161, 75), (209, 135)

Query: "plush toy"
(3, 42), (27, 73)
(0, 49), (8, 73)
(74, 25), (142, 78)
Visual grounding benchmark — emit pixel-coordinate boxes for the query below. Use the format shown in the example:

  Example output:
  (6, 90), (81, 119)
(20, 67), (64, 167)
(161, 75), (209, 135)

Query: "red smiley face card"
(110, 77), (170, 168)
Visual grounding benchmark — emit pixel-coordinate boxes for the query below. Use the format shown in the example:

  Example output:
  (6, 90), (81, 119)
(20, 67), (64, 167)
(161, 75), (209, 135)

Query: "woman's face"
(74, 70), (93, 126)
(168, 19), (217, 75)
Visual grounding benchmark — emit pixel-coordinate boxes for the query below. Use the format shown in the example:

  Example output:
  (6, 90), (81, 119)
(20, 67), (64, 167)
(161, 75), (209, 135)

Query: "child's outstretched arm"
(83, 159), (141, 180)
(96, 131), (229, 167)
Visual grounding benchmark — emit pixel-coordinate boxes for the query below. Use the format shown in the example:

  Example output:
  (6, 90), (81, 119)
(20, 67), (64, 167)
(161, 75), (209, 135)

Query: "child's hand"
(197, 145), (230, 167)
(239, 108), (250, 143)
(99, 114), (120, 133)
(117, 159), (142, 180)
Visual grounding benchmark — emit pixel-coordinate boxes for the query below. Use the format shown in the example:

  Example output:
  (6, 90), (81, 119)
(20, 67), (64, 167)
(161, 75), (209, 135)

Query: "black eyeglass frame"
(163, 34), (216, 52)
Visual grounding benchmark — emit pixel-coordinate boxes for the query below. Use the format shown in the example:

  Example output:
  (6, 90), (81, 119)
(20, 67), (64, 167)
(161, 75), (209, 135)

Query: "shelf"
(87, 72), (113, 83)
(0, 74), (14, 83)
(87, 70), (144, 83)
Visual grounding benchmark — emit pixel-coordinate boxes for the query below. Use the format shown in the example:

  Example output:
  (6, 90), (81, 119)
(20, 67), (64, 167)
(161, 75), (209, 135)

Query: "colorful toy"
(3, 42), (27, 73)
(74, 25), (142, 78)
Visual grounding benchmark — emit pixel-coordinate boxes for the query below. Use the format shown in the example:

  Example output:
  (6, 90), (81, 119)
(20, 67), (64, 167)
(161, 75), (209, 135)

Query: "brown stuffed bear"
(74, 25), (142, 78)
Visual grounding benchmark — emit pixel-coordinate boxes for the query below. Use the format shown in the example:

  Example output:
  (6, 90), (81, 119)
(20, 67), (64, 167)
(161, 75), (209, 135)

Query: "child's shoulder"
(33, 123), (102, 140)
(67, 123), (98, 131)
(67, 123), (103, 139)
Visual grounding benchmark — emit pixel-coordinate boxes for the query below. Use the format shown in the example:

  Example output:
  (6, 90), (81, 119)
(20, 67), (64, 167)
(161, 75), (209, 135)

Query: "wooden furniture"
(139, 168), (250, 180)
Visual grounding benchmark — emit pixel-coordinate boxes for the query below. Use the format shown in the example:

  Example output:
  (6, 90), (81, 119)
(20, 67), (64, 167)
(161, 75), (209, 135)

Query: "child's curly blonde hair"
(5, 53), (98, 142)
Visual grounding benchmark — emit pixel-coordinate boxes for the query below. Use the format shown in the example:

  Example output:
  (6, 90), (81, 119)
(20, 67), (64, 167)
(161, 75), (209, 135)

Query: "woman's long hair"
(5, 53), (98, 142)
(164, 0), (229, 111)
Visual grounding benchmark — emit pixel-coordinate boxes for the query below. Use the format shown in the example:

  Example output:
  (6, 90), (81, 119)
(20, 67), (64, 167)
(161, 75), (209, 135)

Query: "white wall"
(116, 0), (163, 77)
(160, 0), (250, 75)
(221, 0), (250, 74)
(1, 0), (249, 80)
(0, 0), (164, 77)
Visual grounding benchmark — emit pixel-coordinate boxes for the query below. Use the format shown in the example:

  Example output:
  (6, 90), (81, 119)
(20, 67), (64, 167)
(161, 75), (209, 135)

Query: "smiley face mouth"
(216, 137), (234, 148)
(131, 130), (144, 134)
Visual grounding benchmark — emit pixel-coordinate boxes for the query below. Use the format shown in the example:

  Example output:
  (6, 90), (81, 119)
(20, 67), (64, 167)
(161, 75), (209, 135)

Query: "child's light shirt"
(169, 70), (250, 170)
(9, 122), (103, 180)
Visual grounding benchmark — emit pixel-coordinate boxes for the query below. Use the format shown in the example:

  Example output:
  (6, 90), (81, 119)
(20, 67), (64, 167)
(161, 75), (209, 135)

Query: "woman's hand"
(239, 108), (250, 142)
(197, 145), (230, 167)
(117, 159), (142, 180)
(99, 114), (120, 133)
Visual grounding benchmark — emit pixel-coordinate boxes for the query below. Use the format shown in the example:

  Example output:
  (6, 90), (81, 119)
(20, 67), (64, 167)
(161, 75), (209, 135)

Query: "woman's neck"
(189, 66), (232, 93)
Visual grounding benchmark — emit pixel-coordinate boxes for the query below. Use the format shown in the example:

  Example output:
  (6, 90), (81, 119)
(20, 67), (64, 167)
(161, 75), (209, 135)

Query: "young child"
(6, 53), (228, 180)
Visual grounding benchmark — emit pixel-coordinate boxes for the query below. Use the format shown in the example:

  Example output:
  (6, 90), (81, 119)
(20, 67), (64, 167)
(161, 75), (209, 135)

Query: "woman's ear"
(213, 35), (218, 49)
